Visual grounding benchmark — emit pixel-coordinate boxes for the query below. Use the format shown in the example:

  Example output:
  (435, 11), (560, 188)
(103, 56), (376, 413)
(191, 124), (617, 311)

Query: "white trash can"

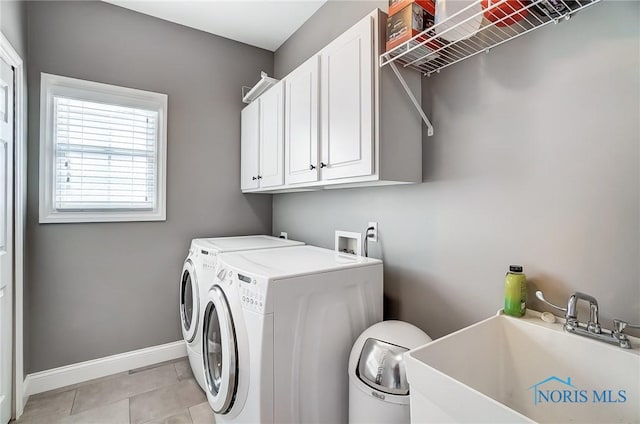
(348, 320), (432, 424)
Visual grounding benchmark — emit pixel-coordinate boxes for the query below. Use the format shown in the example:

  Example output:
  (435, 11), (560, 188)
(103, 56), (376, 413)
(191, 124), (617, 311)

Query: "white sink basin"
(406, 310), (640, 423)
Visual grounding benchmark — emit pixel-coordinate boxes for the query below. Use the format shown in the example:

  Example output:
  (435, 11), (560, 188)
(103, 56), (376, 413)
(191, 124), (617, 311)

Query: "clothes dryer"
(179, 236), (303, 390)
(202, 245), (383, 423)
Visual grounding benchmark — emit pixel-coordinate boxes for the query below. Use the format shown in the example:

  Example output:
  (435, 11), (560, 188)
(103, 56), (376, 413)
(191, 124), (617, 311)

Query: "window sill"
(38, 209), (166, 224)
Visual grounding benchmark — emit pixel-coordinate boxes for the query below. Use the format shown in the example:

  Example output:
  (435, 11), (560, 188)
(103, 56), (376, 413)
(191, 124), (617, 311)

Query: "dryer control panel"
(215, 263), (269, 314)
(237, 272), (267, 314)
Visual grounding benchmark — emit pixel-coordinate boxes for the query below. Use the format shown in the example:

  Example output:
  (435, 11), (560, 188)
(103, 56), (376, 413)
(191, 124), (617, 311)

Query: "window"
(39, 73), (167, 223)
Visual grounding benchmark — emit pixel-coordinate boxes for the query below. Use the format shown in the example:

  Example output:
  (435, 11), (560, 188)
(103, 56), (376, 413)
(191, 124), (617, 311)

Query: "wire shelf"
(380, 0), (602, 76)
(242, 72), (279, 104)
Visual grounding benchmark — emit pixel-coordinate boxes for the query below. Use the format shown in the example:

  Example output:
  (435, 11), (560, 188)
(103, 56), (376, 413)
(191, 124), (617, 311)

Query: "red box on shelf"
(385, 2), (438, 53)
(388, 0), (435, 17)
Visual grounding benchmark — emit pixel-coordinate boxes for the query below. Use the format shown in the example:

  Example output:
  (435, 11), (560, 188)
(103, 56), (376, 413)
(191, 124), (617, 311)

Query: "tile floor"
(16, 358), (215, 424)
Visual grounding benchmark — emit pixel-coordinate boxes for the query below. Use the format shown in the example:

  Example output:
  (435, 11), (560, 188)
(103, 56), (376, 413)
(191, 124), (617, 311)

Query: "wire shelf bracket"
(380, 0), (602, 137)
(389, 62), (434, 136)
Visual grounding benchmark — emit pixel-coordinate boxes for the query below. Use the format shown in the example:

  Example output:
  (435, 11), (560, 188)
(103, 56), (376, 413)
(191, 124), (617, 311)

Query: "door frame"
(0, 32), (26, 420)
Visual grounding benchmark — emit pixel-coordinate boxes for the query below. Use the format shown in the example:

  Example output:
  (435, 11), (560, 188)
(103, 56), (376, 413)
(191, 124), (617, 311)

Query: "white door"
(285, 55), (319, 185)
(320, 15), (374, 181)
(258, 82), (284, 188)
(240, 100), (260, 191)
(0, 58), (14, 424)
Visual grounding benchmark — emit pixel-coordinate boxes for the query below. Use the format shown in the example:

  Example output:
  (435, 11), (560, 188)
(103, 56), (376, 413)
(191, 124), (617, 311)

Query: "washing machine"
(201, 245), (383, 423)
(179, 236), (303, 391)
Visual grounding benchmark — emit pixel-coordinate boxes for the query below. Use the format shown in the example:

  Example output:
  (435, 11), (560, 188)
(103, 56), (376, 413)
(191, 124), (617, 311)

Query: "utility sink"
(406, 310), (640, 423)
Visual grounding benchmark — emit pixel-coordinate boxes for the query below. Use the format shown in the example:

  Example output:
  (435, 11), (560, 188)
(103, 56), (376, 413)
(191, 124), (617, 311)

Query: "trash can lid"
(356, 338), (410, 396)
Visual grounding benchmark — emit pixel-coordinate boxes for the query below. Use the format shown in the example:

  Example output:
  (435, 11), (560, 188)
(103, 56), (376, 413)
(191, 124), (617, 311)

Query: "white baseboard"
(23, 340), (187, 399)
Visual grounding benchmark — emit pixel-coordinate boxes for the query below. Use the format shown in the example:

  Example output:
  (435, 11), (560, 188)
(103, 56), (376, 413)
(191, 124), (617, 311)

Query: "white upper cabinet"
(241, 99), (260, 191)
(240, 9), (422, 193)
(320, 16), (374, 181)
(241, 81), (284, 191)
(259, 82), (284, 188)
(285, 55), (319, 185)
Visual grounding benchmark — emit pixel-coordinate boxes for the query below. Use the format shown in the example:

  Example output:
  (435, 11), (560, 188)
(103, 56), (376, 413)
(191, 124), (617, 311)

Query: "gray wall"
(273, 1), (640, 338)
(1, 0), (27, 59)
(26, 1), (273, 373)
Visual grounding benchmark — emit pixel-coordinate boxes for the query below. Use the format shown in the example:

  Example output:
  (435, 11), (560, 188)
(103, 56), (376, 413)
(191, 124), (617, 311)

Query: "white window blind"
(54, 97), (158, 211)
(39, 73), (167, 223)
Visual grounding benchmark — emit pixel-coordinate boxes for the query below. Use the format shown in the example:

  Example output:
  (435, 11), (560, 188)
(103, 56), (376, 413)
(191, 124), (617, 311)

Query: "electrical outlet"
(367, 222), (378, 242)
(279, 232), (288, 240)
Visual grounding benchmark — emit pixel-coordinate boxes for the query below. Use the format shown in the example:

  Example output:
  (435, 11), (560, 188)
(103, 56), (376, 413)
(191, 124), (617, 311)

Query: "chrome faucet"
(566, 292), (600, 333)
(612, 319), (640, 349)
(536, 290), (638, 349)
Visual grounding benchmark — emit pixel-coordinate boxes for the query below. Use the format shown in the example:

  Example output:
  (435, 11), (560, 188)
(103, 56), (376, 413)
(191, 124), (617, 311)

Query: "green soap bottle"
(504, 265), (526, 317)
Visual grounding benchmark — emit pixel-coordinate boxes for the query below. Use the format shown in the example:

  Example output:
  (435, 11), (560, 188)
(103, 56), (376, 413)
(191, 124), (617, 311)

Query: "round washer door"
(203, 285), (238, 414)
(179, 259), (199, 343)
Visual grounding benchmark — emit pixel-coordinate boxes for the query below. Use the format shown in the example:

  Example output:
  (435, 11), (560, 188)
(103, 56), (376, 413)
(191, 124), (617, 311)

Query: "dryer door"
(179, 259), (199, 343)
(203, 285), (238, 414)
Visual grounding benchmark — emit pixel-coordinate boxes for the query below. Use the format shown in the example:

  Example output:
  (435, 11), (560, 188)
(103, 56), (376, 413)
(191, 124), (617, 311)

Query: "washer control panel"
(198, 249), (218, 272)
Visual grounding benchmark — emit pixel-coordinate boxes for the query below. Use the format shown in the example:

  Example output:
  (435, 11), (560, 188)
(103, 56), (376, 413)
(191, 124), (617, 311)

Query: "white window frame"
(39, 73), (168, 223)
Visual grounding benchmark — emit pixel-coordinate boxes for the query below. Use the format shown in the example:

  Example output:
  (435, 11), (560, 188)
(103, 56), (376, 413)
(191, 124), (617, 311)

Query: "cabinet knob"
(252, 176), (257, 181)
(320, 162), (327, 168)
(257, 175), (262, 179)
(309, 164), (316, 170)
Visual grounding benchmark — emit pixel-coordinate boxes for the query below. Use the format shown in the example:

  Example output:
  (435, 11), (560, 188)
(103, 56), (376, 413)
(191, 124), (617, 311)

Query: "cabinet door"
(240, 100), (260, 191)
(320, 15), (374, 181)
(259, 82), (284, 188)
(285, 55), (319, 185)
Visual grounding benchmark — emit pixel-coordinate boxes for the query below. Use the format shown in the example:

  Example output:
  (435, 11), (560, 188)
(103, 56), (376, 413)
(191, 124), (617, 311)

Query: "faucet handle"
(535, 291), (567, 313)
(613, 319), (640, 333)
